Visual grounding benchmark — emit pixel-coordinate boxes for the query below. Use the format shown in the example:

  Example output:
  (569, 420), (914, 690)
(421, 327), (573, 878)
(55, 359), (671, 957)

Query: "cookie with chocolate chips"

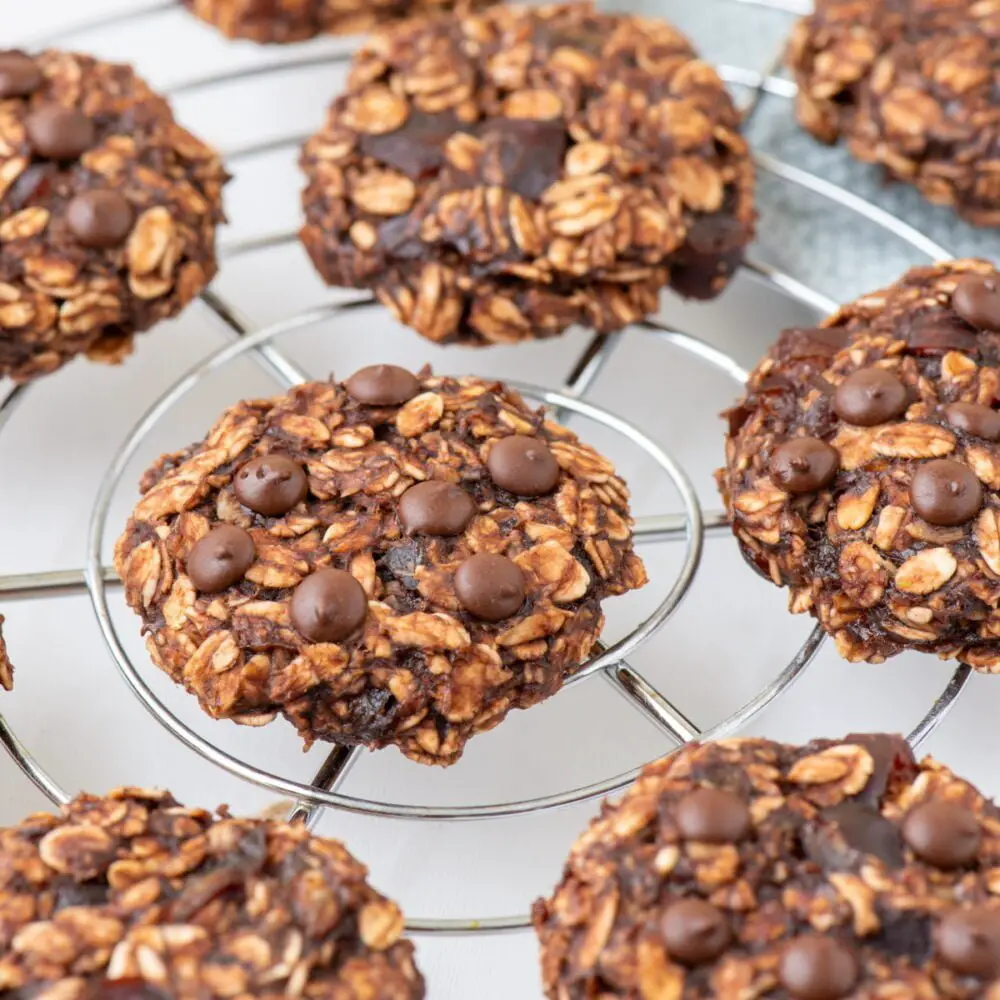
(114, 367), (647, 765)
(534, 734), (1000, 999)
(718, 259), (1000, 668)
(0, 787), (424, 999)
(0, 50), (228, 383)
(299, 3), (756, 347)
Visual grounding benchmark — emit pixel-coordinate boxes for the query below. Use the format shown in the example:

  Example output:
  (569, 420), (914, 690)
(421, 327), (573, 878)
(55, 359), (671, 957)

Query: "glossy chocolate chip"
(911, 459), (982, 526)
(66, 190), (134, 248)
(779, 935), (859, 1000)
(0, 52), (42, 99)
(944, 401), (1000, 441)
(953, 274), (1000, 332)
(289, 569), (368, 642)
(454, 553), (526, 622)
(661, 899), (731, 966)
(936, 907), (1000, 978)
(487, 435), (560, 496)
(25, 104), (95, 160)
(834, 367), (909, 426)
(399, 480), (476, 536)
(345, 364), (419, 405)
(234, 455), (308, 517)
(902, 801), (981, 869)
(770, 438), (839, 494)
(186, 525), (255, 593)
(675, 787), (751, 843)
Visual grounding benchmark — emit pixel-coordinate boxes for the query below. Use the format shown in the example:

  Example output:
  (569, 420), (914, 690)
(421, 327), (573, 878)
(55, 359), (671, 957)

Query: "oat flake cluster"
(535, 734), (1000, 999)
(0, 786), (424, 999)
(114, 367), (647, 766)
(719, 259), (1000, 667)
(300, 2), (756, 347)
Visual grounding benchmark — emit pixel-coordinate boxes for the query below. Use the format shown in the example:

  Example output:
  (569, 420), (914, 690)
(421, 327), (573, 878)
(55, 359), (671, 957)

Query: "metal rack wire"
(0, 0), (973, 940)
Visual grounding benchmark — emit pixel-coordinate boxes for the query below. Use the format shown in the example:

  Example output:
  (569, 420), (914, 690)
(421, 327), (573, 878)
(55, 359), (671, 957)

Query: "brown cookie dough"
(787, 0), (1000, 227)
(0, 50), (228, 383)
(717, 259), (1000, 667)
(114, 368), (647, 766)
(0, 786), (424, 998)
(535, 734), (1000, 999)
(299, 3), (756, 347)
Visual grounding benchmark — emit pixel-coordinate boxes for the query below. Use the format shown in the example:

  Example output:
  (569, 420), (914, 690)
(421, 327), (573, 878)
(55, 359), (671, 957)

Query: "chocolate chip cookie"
(0, 50), (228, 383)
(299, 3), (756, 347)
(787, 0), (1000, 227)
(718, 259), (1000, 668)
(535, 734), (1000, 998)
(114, 368), (647, 766)
(0, 786), (424, 998)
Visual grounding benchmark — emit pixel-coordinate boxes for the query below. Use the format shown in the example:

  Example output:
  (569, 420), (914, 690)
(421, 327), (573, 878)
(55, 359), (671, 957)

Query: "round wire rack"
(0, 0), (974, 942)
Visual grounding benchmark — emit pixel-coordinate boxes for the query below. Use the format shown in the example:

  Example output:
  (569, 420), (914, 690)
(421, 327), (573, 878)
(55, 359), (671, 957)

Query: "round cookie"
(718, 259), (1000, 668)
(787, 0), (1000, 227)
(0, 50), (228, 383)
(299, 3), (755, 347)
(0, 786), (424, 998)
(114, 368), (648, 766)
(534, 734), (1000, 998)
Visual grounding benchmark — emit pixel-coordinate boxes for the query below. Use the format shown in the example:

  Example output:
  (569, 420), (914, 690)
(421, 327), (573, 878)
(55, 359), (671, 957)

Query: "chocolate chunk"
(0, 52), (42, 99)
(834, 367), (908, 426)
(660, 899), (731, 966)
(943, 401), (1000, 441)
(289, 568), (368, 642)
(902, 801), (981, 869)
(345, 364), (419, 406)
(399, 480), (477, 536)
(382, 539), (422, 590)
(785, 326), (850, 360)
(66, 190), (134, 248)
(842, 733), (916, 806)
(186, 525), (255, 593)
(234, 455), (308, 517)
(936, 907), (1000, 978)
(910, 459), (982, 526)
(779, 935), (858, 1000)
(769, 437), (839, 493)
(907, 313), (979, 354)
(25, 104), (95, 161)
(454, 553), (526, 621)
(487, 435), (560, 496)
(806, 801), (904, 870)
(94, 982), (170, 1000)
(359, 111), (463, 181)
(479, 118), (567, 200)
(675, 787), (751, 844)
(53, 879), (109, 910)
(952, 274), (1000, 333)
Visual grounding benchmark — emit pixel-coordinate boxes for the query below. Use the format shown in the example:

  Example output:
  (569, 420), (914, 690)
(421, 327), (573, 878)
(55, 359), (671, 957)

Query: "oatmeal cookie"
(535, 734), (1000, 998)
(0, 786), (424, 999)
(0, 50), (228, 383)
(717, 259), (1000, 667)
(299, 3), (756, 347)
(787, 0), (1000, 227)
(114, 367), (647, 766)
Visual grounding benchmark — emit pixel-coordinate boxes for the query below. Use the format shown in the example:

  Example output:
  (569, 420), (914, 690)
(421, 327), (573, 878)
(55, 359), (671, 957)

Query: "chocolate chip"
(479, 118), (567, 200)
(186, 525), (255, 593)
(25, 104), (95, 161)
(487, 435), (560, 496)
(359, 111), (463, 181)
(944, 401), (1000, 441)
(769, 437), (839, 494)
(345, 364), (419, 406)
(675, 787), (751, 843)
(834, 367), (909, 426)
(806, 801), (904, 870)
(399, 480), (477, 536)
(779, 936), (858, 1000)
(902, 801), (981, 869)
(907, 313), (979, 354)
(66, 190), (134, 248)
(953, 274), (1000, 332)
(454, 553), (526, 622)
(660, 899), (731, 966)
(289, 568), (368, 642)
(234, 455), (308, 517)
(0, 52), (42, 99)
(936, 907), (1000, 978)
(910, 459), (982, 526)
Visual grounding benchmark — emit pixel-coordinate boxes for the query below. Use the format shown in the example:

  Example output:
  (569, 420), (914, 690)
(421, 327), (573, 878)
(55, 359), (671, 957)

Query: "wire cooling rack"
(0, 0), (973, 955)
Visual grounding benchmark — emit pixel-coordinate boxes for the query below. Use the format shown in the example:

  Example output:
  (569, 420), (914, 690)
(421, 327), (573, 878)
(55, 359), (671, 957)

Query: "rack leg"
(602, 664), (700, 745)
(288, 744), (360, 828)
(0, 711), (72, 807)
